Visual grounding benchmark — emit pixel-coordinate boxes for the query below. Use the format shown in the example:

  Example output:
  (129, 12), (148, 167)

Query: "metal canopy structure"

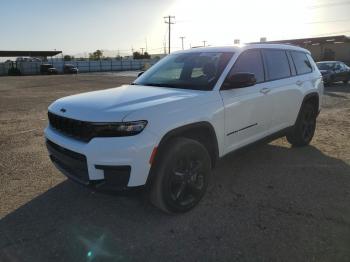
(250, 35), (350, 45)
(0, 50), (62, 57)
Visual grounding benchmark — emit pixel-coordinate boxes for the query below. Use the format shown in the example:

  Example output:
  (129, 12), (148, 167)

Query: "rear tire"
(287, 103), (317, 147)
(150, 137), (211, 213)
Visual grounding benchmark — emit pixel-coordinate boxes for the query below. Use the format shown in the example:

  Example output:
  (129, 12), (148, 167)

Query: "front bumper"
(45, 126), (158, 188)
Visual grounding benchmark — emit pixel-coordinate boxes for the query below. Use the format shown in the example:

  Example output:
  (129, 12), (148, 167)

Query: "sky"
(1, 0), (350, 57)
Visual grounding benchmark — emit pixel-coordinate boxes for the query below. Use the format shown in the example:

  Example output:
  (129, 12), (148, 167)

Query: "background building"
(254, 35), (350, 65)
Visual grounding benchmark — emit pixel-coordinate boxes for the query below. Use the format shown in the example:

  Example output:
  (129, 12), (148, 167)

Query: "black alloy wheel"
(150, 137), (211, 213)
(168, 155), (205, 208)
(287, 103), (317, 147)
(301, 106), (316, 142)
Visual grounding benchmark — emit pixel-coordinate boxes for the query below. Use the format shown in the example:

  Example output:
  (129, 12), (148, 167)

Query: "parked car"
(316, 61), (350, 85)
(45, 44), (323, 213)
(63, 64), (78, 74)
(40, 64), (58, 75)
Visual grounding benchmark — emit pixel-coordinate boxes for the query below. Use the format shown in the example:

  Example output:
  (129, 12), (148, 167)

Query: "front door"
(220, 49), (272, 154)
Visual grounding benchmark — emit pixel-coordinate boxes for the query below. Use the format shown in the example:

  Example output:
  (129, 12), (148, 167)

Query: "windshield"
(317, 62), (336, 70)
(133, 52), (234, 90)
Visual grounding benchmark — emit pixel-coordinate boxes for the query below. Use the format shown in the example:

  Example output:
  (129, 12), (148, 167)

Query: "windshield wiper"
(142, 83), (178, 88)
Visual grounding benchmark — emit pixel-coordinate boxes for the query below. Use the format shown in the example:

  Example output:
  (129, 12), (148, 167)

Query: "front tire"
(150, 137), (211, 213)
(287, 103), (317, 147)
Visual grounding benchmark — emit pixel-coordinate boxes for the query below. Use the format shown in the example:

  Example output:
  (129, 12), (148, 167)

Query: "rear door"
(333, 62), (343, 81)
(262, 49), (299, 131)
(339, 63), (349, 81)
(290, 50), (315, 119)
(343, 63), (350, 81)
(220, 49), (273, 153)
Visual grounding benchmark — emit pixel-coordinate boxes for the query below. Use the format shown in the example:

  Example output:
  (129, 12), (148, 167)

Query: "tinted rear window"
(291, 51), (313, 75)
(263, 49), (291, 80)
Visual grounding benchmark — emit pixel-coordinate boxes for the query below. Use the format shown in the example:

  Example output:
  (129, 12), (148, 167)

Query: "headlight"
(93, 120), (148, 137)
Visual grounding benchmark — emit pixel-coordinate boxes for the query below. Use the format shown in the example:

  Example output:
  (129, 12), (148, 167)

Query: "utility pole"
(141, 47), (145, 55)
(163, 36), (167, 54)
(180, 36), (185, 50)
(202, 40), (207, 47)
(164, 15), (175, 54)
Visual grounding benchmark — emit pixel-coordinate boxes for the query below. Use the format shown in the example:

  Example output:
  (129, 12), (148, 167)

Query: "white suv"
(45, 44), (323, 213)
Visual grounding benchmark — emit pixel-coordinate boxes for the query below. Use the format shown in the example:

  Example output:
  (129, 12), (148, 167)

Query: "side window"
(291, 51), (313, 75)
(306, 54), (316, 71)
(342, 63), (349, 69)
(263, 49), (291, 80)
(230, 50), (265, 83)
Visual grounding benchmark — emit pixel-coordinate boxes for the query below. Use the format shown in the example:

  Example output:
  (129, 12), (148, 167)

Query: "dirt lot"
(0, 73), (350, 262)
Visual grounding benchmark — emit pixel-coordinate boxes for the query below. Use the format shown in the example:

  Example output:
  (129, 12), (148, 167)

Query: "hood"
(48, 84), (202, 122)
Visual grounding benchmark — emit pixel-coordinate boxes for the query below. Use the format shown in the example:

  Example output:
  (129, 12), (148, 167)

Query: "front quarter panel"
(122, 90), (226, 157)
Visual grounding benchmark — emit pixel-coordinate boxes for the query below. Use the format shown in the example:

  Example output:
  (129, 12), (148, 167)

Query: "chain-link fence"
(0, 58), (159, 76)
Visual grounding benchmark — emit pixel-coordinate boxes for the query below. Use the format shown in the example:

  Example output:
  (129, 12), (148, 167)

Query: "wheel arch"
(296, 92), (319, 123)
(302, 92), (319, 112)
(146, 121), (219, 187)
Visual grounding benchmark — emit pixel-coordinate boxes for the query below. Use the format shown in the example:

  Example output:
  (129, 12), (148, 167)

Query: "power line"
(306, 18), (350, 24)
(164, 15), (175, 54)
(163, 35), (167, 54)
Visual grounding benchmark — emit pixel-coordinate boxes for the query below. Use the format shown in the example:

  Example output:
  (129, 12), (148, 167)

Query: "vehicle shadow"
(1, 143), (350, 262)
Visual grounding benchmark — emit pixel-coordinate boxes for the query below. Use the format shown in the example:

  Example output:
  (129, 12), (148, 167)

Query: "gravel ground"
(0, 74), (349, 262)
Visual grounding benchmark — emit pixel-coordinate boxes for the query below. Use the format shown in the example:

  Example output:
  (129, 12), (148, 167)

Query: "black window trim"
(286, 51), (297, 76)
(220, 48), (314, 90)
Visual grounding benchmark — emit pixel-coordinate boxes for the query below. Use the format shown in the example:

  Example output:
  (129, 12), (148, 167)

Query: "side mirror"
(222, 72), (256, 90)
(137, 71), (144, 77)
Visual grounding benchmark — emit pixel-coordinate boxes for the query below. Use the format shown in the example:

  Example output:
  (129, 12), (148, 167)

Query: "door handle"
(296, 80), (303, 86)
(260, 87), (270, 94)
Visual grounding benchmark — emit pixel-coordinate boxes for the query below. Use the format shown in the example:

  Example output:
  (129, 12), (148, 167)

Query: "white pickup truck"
(45, 44), (323, 213)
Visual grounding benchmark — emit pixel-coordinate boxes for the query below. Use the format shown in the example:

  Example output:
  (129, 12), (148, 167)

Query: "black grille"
(46, 139), (89, 184)
(48, 111), (93, 142)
